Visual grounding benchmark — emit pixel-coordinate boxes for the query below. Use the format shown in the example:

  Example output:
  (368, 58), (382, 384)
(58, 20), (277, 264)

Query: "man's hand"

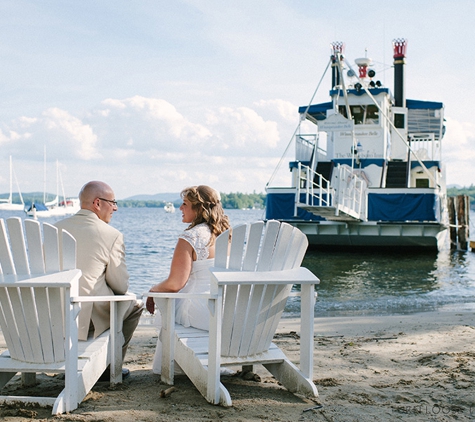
(146, 296), (155, 314)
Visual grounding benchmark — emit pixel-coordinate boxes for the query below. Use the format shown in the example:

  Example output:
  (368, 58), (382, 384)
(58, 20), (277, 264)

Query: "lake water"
(2, 207), (475, 317)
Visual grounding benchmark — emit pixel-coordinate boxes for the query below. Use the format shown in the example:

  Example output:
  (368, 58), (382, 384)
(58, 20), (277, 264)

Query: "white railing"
(296, 162), (367, 221)
(409, 133), (440, 161)
(295, 162), (333, 215)
(332, 164), (366, 219)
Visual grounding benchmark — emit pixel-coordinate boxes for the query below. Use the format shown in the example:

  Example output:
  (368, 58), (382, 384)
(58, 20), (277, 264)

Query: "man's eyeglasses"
(98, 198), (118, 207)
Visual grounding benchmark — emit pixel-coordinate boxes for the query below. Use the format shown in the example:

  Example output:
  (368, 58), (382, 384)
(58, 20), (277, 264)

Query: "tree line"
(447, 185), (475, 209)
(4, 187), (474, 210)
(118, 192), (267, 209)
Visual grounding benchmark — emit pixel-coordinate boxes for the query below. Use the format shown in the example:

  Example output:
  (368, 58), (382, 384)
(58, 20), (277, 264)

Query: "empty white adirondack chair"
(0, 217), (135, 414)
(149, 220), (320, 406)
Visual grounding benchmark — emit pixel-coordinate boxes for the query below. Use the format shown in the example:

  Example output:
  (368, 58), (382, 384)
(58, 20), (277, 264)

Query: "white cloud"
(42, 108), (100, 160)
(443, 117), (475, 187)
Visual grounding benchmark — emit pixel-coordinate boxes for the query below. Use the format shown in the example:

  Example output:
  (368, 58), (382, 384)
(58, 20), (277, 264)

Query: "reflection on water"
(1, 207), (474, 317)
(286, 246), (475, 317)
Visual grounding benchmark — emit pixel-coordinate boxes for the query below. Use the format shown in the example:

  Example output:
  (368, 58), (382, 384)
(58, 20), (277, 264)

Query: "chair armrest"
(71, 292), (137, 385)
(289, 291), (318, 298)
(71, 292), (137, 303)
(0, 269), (82, 287)
(144, 292), (216, 300)
(209, 267), (320, 286)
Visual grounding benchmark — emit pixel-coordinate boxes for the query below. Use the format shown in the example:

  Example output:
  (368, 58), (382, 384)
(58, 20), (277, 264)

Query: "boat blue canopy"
(26, 202), (48, 212)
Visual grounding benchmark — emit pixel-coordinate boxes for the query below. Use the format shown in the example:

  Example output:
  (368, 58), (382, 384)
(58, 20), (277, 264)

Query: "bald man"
(55, 181), (143, 375)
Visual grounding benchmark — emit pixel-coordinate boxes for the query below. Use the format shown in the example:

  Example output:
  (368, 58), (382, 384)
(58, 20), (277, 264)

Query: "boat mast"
(8, 156), (13, 203)
(43, 146), (46, 204)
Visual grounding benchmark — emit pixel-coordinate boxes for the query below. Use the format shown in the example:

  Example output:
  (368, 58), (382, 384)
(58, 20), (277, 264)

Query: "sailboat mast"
(9, 156), (13, 203)
(43, 146), (46, 204)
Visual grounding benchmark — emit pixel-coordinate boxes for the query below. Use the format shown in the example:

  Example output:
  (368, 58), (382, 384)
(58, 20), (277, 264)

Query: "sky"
(0, 0), (474, 199)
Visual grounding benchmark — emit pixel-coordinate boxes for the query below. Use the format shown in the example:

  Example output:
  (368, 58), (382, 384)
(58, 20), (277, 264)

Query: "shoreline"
(1, 309), (474, 421)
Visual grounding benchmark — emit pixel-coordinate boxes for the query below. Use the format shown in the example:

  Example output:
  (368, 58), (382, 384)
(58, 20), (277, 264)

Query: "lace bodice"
(179, 223), (212, 261)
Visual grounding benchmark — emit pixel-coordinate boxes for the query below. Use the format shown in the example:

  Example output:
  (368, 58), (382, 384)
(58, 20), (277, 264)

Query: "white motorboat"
(164, 202), (175, 213)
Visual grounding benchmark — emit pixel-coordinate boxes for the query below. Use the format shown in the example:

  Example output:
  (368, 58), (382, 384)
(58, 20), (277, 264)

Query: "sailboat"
(25, 156), (79, 218)
(0, 156), (25, 211)
(46, 160), (80, 216)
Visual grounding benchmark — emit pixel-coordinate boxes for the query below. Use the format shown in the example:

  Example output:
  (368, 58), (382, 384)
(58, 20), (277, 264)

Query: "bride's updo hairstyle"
(181, 185), (230, 240)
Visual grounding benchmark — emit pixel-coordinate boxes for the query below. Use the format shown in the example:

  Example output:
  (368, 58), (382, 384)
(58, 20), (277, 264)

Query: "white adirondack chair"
(148, 220), (320, 406)
(0, 217), (135, 414)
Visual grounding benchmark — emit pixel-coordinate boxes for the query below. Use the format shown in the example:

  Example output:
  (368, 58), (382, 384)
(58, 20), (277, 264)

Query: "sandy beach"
(1, 310), (474, 421)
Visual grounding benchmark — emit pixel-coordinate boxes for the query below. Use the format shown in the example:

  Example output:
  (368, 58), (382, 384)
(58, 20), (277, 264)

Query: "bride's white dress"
(152, 223), (213, 374)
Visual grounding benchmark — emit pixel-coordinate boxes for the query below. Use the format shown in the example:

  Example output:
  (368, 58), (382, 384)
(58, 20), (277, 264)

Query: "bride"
(146, 185), (230, 373)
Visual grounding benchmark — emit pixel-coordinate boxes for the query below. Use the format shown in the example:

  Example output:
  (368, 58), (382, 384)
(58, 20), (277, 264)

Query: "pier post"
(448, 196), (456, 248)
(456, 195), (469, 250)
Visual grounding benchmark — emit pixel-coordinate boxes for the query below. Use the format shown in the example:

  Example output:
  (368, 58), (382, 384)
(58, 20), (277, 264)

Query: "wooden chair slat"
(0, 287), (23, 359)
(48, 287), (66, 362)
(25, 219), (45, 274)
(214, 228), (230, 268)
(35, 287), (55, 363)
(220, 284), (239, 356)
(43, 223), (60, 273)
(256, 220), (280, 271)
(6, 218), (30, 275)
(61, 230), (77, 271)
(242, 221), (264, 271)
(227, 224), (247, 269)
(227, 284), (252, 356)
(0, 220), (15, 275)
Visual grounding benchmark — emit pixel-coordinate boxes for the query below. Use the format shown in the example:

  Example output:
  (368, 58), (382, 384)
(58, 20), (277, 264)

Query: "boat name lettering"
(339, 131), (380, 137)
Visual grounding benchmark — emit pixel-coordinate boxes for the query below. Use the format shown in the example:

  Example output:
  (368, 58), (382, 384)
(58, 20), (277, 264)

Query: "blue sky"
(0, 0), (473, 198)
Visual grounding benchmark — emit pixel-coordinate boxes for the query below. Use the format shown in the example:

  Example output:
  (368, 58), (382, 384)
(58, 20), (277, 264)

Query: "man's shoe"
(98, 367), (130, 382)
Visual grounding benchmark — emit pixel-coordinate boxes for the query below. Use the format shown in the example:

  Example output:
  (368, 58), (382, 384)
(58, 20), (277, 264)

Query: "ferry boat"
(265, 39), (449, 250)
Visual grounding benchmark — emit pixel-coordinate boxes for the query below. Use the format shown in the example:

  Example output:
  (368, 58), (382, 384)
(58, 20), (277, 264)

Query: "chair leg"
(175, 343), (232, 406)
(21, 373), (36, 387)
(264, 360), (318, 397)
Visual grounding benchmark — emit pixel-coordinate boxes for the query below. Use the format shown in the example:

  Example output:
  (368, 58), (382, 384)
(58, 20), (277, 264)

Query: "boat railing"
(295, 134), (316, 162)
(295, 162), (333, 212)
(409, 133), (440, 162)
(332, 164), (366, 220)
(296, 162), (367, 221)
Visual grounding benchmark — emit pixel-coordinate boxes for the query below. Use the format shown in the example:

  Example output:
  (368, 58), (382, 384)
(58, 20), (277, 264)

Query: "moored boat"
(265, 39), (449, 250)
(0, 156), (25, 211)
(164, 202), (175, 213)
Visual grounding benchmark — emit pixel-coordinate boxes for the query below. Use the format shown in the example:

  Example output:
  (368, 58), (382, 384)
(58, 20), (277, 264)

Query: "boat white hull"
(287, 220), (449, 250)
(0, 203), (25, 211)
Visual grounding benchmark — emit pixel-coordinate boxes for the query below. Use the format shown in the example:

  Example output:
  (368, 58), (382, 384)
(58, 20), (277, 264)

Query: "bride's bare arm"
(146, 239), (194, 313)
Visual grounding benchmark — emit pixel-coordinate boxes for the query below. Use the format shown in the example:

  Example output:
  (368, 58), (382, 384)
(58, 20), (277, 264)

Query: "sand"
(1, 310), (474, 421)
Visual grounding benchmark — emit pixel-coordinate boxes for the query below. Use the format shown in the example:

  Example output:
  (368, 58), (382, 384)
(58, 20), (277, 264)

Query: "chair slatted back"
(0, 217), (77, 363)
(215, 220), (308, 358)
(0, 284), (68, 363)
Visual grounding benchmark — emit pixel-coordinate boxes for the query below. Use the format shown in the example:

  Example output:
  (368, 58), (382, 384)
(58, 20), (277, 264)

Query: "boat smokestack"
(331, 42), (344, 89)
(393, 38), (407, 107)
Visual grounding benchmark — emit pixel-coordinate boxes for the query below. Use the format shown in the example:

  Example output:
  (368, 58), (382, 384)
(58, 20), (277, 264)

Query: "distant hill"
(124, 193), (181, 202)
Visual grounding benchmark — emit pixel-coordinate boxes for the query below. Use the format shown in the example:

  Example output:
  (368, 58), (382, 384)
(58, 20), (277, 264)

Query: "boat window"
(365, 105), (379, 124)
(338, 105), (379, 125)
(416, 179), (430, 188)
(394, 113), (405, 129)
